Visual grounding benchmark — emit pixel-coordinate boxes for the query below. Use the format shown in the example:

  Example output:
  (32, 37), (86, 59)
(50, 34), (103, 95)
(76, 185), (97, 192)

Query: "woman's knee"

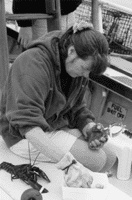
(85, 149), (107, 172)
(70, 136), (107, 172)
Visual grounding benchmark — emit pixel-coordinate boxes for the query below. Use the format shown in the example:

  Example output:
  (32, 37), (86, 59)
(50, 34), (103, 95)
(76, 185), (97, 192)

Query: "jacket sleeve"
(5, 47), (52, 137)
(67, 80), (95, 132)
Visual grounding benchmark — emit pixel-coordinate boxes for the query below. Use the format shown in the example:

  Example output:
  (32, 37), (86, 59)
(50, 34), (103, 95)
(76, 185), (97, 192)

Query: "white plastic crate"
(62, 172), (109, 200)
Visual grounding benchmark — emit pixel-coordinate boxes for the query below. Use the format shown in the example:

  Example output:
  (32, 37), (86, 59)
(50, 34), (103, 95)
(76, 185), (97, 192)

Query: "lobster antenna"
(32, 152), (41, 166)
(28, 141), (32, 165)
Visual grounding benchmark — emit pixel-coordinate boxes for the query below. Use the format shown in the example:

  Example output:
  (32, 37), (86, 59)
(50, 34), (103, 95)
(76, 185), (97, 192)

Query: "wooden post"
(0, 0), (9, 94)
(46, 0), (61, 31)
(92, 0), (103, 32)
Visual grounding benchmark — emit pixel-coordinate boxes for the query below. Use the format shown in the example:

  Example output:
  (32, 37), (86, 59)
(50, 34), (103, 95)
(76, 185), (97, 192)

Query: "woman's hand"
(82, 122), (109, 150)
(17, 27), (32, 49)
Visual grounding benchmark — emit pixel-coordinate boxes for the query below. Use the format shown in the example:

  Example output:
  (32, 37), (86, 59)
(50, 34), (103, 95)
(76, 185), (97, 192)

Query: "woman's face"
(65, 46), (93, 78)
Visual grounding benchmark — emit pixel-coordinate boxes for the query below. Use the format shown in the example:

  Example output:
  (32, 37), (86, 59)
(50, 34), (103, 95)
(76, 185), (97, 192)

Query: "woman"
(0, 21), (116, 172)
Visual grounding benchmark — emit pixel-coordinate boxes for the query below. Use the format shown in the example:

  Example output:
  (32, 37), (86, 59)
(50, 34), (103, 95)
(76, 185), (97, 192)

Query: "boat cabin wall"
(88, 81), (132, 130)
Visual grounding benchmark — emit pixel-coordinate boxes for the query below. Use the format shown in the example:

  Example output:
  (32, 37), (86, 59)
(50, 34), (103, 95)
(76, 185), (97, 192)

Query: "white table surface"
(0, 136), (131, 200)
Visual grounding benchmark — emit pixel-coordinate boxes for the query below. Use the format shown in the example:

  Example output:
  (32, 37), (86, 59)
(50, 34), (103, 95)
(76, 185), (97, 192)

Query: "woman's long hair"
(59, 26), (109, 75)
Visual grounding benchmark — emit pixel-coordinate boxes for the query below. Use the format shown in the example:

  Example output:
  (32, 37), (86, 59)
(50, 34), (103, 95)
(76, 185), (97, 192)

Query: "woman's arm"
(6, 48), (51, 136)
(25, 127), (65, 162)
(68, 80), (95, 132)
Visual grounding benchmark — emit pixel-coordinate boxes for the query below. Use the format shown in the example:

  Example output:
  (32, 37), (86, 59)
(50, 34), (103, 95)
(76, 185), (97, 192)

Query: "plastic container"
(62, 172), (109, 200)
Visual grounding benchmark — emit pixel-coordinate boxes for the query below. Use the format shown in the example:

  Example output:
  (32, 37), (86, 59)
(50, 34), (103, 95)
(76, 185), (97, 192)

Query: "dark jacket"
(12, 0), (82, 27)
(0, 30), (95, 148)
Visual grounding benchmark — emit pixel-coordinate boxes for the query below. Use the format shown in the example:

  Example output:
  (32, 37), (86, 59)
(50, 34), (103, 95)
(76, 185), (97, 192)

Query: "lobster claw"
(33, 167), (50, 183)
(28, 179), (49, 193)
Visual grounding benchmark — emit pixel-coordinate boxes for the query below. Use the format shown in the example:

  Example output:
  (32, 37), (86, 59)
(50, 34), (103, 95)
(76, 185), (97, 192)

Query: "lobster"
(0, 161), (50, 193)
(0, 145), (50, 195)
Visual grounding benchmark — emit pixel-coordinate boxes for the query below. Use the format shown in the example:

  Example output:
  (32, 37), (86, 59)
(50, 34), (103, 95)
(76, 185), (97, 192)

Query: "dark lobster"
(0, 161), (50, 193)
